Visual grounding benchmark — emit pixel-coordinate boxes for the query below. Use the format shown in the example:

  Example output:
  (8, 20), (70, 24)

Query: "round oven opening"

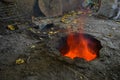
(58, 33), (102, 61)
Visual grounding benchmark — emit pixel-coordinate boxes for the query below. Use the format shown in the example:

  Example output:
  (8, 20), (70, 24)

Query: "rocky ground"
(0, 2), (120, 80)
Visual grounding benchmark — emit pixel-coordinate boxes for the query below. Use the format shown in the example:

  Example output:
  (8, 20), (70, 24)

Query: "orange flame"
(62, 11), (97, 61)
(64, 33), (97, 61)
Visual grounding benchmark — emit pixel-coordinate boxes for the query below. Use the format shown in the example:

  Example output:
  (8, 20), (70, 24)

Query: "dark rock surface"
(1, 15), (120, 80)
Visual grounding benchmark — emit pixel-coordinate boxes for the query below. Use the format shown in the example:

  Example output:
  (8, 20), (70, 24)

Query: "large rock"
(1, 0), (82, 17)
(61, 0), (81, 13)
(39, 0), (81, 17)
(97, 0), (117, 18)
(39, 0), (62, 17)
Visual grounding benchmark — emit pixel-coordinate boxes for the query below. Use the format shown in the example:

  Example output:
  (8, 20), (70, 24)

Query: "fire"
(63, 33), (97, 61)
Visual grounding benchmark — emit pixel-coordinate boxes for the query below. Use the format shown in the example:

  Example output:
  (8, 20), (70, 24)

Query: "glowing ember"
(63, 33), (97, 61)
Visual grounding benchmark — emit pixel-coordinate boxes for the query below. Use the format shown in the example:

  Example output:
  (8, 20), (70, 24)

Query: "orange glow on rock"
(63, 33), (97, 61)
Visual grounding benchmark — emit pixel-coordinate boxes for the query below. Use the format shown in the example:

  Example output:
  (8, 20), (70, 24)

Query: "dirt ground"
(0, 13), (120, 80)
(0, 2), (120, 79)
